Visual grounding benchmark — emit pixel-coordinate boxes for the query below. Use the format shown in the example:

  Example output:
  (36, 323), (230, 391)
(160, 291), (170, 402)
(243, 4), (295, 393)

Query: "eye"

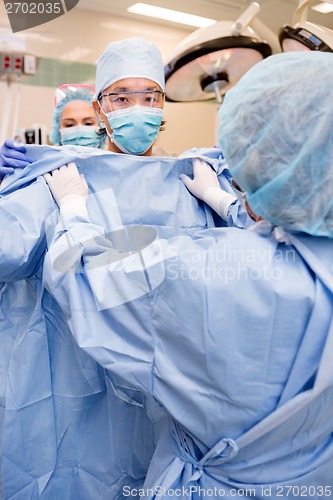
(145, 94), (155, 104)
(144, 91), (163, 105)
(112, 95), (129, 104)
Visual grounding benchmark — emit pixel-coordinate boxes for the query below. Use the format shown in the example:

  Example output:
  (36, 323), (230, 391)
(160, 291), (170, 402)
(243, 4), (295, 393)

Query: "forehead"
(105, 78), (162, 93)
(60, 100), (94, 119)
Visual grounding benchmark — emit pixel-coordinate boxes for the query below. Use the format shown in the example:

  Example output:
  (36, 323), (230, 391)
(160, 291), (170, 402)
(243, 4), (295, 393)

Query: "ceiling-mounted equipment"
(279, 0), (333, 52)
(164, 2), (274, 103)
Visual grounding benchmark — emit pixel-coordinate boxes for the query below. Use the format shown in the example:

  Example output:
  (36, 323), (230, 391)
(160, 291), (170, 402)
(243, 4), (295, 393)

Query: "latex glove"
(0, 139), (33, 179)
(44, 162), (89, 216)
(180, 158), (221, 199)
(180, 158), (237, 221)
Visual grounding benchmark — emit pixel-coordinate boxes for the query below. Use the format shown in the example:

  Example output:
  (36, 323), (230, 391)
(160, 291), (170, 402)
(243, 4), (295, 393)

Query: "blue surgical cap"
(95, 37), (165, 98)
(218, 51), (333, 238)
(49, 88), (103, 147)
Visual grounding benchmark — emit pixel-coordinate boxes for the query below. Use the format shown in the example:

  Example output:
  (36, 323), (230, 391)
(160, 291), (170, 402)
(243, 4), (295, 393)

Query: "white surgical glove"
(180, 158), (237, 221)
(44, 162), (89, 217)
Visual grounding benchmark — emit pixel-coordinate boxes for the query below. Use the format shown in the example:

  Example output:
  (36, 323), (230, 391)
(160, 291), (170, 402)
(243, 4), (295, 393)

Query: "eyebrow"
(110, 86), (160, 92)
(61, 115), (96, 122)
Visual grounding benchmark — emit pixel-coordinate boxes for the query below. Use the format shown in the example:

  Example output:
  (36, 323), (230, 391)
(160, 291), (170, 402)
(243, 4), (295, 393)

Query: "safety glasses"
(98, 89), (165, 113)
(54, 84), (96, 106)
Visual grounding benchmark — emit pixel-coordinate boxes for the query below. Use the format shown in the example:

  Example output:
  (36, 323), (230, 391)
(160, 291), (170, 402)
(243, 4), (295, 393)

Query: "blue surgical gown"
(43, 195), (333, 499)
(0, 144), (236, 499)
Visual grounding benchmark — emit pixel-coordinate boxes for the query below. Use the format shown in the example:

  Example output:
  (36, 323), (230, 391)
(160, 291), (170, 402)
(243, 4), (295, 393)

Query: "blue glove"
(0, 139), (33, 180)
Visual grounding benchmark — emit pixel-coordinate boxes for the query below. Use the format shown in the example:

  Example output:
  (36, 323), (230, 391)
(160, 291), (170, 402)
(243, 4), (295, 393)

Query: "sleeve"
(0, 177), (55, 281)
(226, 199), (255, 229)
(216, 170), (253, 229)
(43, 210), (163, 395)
(202, 186), (237, 221)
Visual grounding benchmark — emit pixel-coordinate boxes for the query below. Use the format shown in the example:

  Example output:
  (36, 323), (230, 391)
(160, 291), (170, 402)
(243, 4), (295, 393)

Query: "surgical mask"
(60, 125), (101, 148)
(103, 105), (163, 155)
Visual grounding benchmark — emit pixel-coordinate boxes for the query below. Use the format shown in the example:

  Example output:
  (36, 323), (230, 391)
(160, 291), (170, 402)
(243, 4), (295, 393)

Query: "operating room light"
(127, 3), (217, 28)
(311, 2), (333, 13)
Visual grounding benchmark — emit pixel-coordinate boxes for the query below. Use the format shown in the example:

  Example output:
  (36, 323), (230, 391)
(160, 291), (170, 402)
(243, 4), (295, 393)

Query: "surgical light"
(164, 2), (274, 103)
(279, 0), (333, 52)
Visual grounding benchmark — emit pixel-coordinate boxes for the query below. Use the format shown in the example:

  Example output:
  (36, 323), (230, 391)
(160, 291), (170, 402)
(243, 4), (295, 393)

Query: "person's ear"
(93, 100), (104, 123)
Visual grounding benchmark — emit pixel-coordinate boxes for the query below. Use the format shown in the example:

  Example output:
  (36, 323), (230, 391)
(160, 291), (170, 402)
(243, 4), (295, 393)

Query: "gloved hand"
(180, 158), (220, 200)
(0, 139), (33, 179)
(44, 162), (89, 215)
(180, 158), (237, 221)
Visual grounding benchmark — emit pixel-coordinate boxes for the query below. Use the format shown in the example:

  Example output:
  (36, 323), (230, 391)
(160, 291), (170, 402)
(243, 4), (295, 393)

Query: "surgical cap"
(49, 88), (102, 146)
(95, 37), (165, 98)
(218, 51), (333, 238)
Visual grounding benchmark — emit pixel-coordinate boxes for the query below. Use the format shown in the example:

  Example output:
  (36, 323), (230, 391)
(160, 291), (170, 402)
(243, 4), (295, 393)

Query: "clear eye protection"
(98, 89), (165, 114)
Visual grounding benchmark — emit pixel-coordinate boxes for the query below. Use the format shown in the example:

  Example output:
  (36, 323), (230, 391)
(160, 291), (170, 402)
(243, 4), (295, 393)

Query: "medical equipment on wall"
(164, 2), (279, 104)
(0, 35), (39, 144)
(22, 124), (49, 144)
(279, 0), (333, 52)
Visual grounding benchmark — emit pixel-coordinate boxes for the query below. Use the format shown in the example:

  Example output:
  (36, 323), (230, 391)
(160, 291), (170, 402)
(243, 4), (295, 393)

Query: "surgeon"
(92, 37), (165, 156)
(0, 83), (105, 181)
(43, 51), (333, 497)
(49, 83), (105, 148)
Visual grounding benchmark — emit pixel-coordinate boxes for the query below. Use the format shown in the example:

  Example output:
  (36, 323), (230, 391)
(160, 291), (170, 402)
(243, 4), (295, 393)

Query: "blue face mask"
(104, 105), (163, 155)
(60, 125), (101, 148)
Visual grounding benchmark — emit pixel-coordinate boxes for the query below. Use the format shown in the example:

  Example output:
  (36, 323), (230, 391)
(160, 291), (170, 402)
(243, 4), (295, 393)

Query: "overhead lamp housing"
(164, 2), (272, 103)
(279, 0), (333, 52)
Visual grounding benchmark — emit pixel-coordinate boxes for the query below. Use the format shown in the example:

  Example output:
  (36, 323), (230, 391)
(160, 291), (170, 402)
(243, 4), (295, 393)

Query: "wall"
(0, 5), (217, 154)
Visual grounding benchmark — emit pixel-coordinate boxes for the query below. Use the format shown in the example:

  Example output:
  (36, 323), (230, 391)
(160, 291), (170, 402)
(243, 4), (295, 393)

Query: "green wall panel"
(22, 58), (96, 87)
